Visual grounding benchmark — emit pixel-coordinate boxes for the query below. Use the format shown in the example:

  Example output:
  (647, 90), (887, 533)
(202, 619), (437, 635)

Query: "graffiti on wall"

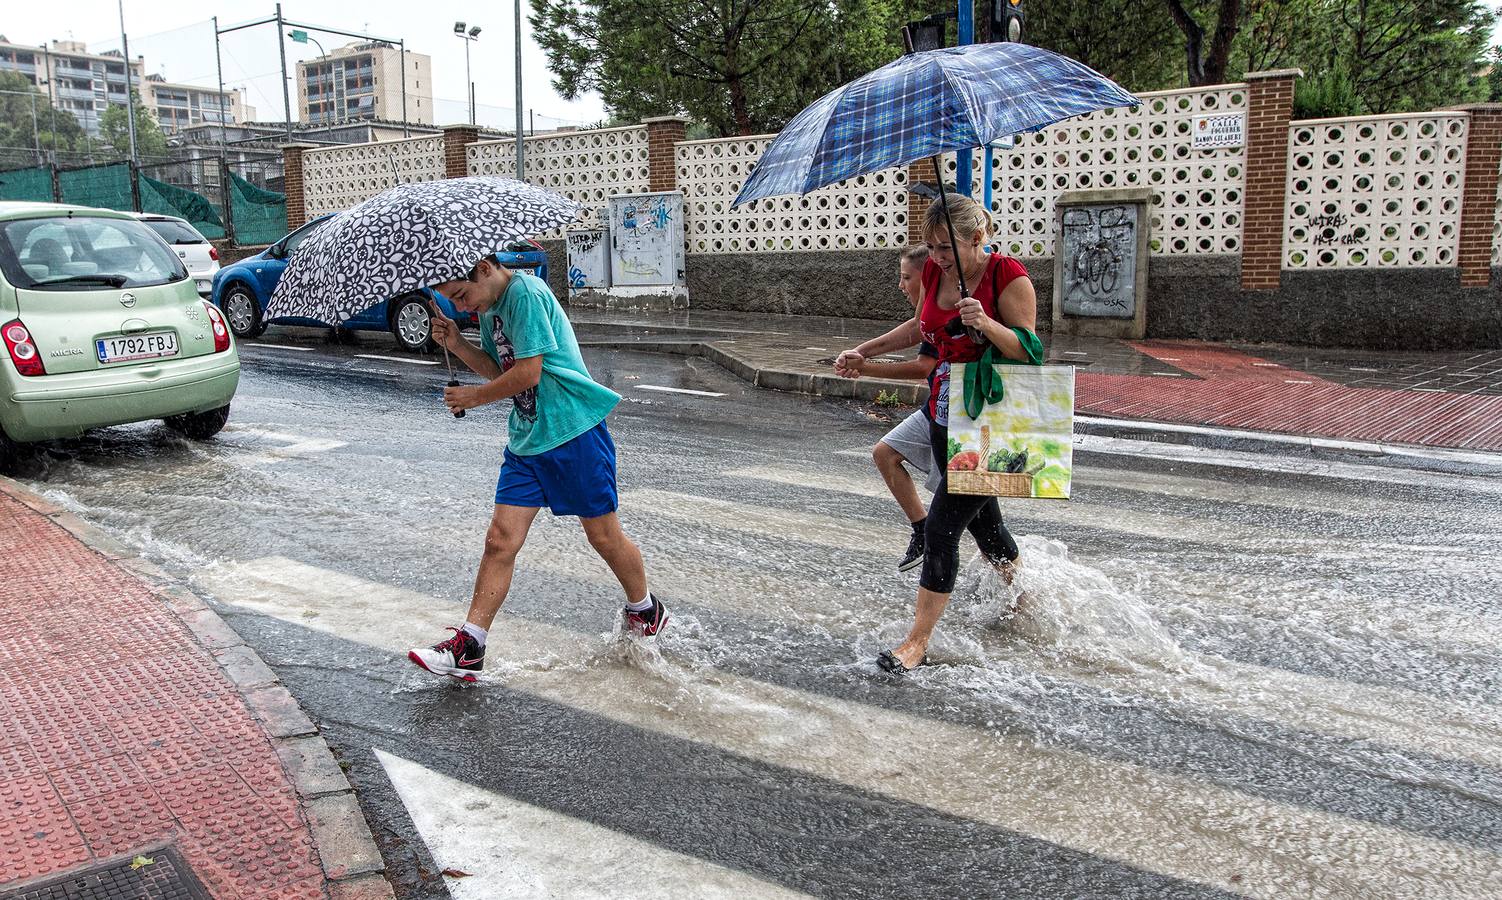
(1059, 204), (1138, 319)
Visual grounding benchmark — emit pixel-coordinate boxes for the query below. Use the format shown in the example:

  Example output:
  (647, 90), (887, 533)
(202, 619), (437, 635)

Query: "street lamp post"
(454, 22), (480, 126)
(514, 0), (524, 180)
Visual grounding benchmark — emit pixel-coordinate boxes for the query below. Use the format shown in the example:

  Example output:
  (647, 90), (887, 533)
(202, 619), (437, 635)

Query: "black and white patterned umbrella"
(267, 177), (582, 323)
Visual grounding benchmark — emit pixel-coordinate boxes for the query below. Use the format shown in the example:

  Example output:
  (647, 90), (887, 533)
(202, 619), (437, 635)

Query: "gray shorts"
(879, 409), (943, 494)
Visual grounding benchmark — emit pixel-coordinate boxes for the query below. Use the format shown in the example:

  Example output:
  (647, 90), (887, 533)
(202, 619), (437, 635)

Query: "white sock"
(625, 594), (653, 612)
(461, 622), (488, 646)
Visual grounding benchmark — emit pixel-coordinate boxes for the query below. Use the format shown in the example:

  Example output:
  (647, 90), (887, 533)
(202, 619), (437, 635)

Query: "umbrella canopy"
(268, 177), (582, 324)
(733, 43), (1139, 207)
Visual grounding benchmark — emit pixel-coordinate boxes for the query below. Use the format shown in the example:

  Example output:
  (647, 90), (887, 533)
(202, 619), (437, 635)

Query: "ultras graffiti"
(1060, 204), (1138, 319)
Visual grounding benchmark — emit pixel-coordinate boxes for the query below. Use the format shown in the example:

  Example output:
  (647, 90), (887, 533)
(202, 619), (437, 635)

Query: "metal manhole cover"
(0, 847), (211, 900)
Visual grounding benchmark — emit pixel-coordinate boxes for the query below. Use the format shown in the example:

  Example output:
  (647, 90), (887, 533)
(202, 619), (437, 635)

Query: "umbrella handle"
(930, 155), (987, 345)
(448, 379), (466, 418)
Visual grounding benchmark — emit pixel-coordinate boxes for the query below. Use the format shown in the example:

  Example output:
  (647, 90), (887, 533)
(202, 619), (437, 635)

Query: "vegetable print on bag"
(946, 363), (1075, 499)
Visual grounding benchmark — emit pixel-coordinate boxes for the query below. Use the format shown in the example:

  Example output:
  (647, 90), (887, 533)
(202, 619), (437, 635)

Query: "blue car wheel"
(222, 283), (265, 339)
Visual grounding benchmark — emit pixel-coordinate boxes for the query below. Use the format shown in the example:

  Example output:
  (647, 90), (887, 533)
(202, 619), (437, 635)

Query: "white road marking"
(203, 558), (1502, 898)
(634, 385), (726, 398)
(1349, 367), (1382, 372)
(219, 426), (347, 464)
(377, 750), (809, 899)
(354, 354), (441, 366)
(242, 343), (315, 352)
(1252, 362), (1283, 367)
(1062, 351), (1089, 356)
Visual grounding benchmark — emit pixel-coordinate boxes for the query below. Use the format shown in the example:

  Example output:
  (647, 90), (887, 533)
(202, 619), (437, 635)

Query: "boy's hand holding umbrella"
(429, 299), (470, 418)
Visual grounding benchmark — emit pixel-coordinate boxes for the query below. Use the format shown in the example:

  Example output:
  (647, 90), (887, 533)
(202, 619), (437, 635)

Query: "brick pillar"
(442, 124), (481, 179)
(281, 143), (317, 231)
(1240, 69), (1302, 291)
(907, 158), (944, 245)
(1454, 104), (1502, 287)
(643, 116), (688, 192)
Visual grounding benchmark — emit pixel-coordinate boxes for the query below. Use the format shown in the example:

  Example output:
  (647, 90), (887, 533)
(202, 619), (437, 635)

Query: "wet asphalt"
(9, 328), (1502, 899)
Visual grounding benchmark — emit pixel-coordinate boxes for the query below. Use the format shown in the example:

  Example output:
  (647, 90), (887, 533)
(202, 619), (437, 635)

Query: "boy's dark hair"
(466, 253), (503, 281)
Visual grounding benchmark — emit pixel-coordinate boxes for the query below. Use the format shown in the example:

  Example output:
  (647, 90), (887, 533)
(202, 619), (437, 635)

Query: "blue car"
(211, 214), (550, 352)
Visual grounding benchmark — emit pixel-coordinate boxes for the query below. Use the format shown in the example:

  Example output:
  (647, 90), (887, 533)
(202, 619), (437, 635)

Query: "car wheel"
(0, 426), (19, 475)
(164, 404), (231, 440)
(223, 286), (265, 339)
(390, 294), (434, 353)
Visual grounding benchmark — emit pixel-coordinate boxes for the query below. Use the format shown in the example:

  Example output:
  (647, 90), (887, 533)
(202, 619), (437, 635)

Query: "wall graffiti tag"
(564, 228), (609, 291)
(610, 194), (682, 286)
(1060, 204), (1138, 319)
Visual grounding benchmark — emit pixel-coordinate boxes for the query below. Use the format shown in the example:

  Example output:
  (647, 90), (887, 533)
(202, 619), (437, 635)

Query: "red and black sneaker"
(408, 628), (485, 682)
(624, 594), (670, 637)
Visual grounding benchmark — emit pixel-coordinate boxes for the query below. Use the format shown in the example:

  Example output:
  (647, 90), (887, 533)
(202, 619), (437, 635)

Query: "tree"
(1023, 0), (1183, 91)
(100, 90), (167, 160)
(0, 71), (90, 169)
(1163, 0), (1245, 86)
(531, 0), (921, 135)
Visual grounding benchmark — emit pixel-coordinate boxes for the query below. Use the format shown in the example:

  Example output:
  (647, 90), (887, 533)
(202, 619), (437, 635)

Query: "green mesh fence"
(15, 163), (283, 246)
(58, 162), (135, 211)
(228, 172), (287, 245)
(140, 173), (224, 240)
(0, 166), (54, 202)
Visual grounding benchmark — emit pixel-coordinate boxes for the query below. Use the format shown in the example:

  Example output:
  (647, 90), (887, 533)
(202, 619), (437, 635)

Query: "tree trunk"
(1163, 0), (1241, 86)
(728, 74), (754, 135)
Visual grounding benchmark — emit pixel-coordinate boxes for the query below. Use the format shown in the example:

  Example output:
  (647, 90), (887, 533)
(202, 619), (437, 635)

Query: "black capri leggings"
(921, 420), (1019, 593)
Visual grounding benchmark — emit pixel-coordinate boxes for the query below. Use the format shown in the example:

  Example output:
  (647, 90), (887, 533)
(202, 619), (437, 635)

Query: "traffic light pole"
(956, 0), (974, 198)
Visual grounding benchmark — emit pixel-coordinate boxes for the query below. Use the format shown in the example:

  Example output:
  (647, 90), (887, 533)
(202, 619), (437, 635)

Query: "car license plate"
(97, 331), (179, 364)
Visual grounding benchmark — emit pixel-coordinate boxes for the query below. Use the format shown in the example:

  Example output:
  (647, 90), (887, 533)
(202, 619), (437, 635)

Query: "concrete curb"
(0, 475), (396, 900)
(579, 337), (926, 405)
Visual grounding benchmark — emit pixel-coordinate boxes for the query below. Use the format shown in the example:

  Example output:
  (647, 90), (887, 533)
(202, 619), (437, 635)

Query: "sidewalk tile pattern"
(0, 494), (327, 899)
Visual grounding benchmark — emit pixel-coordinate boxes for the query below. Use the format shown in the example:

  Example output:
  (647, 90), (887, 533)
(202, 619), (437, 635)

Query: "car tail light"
(209, 246), (220, 261)
(203, 302), (231, 353)
(2, 320), (46, 376)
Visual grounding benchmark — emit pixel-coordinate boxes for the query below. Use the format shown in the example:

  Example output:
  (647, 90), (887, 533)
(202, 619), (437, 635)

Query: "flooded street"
(12, 336), (1502, 899)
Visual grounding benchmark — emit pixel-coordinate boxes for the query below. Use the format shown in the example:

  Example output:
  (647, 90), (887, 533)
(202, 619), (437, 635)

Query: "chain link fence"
(0, 154), (286, 246)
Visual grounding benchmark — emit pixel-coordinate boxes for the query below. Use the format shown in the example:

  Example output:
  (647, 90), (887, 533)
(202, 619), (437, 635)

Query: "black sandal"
(876, 649), (929, 674)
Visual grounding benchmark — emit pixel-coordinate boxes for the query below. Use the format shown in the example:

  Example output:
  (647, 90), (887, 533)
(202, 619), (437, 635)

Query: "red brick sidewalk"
(1075, 340), (1502, 451)
(0, 487), (389, 898)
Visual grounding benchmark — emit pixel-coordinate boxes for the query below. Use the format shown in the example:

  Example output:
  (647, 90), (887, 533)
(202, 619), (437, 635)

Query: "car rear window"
(0, 216), (189, 290)
(144, 218), (207, 245)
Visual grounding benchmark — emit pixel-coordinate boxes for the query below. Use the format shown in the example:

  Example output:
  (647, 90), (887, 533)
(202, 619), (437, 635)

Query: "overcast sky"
(3, 1), (609, 131)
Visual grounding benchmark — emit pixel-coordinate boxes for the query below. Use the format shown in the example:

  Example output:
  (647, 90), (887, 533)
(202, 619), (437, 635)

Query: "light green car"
(0, 202), (240, 468)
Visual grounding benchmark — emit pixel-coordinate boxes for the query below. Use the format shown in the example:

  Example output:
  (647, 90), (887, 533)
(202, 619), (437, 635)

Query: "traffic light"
(987, 0), (1024, 43)
(906, 14), (949, 52)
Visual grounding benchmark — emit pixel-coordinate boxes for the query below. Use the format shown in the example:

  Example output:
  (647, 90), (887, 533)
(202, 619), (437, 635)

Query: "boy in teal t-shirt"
(407, 256), (668, 682)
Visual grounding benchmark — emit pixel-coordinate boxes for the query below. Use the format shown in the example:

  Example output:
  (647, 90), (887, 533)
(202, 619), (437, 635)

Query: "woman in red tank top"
(879, 193), (1041, 675)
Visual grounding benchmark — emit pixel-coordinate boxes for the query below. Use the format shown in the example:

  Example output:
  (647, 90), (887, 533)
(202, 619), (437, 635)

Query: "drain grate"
(0, 847), (211, 900)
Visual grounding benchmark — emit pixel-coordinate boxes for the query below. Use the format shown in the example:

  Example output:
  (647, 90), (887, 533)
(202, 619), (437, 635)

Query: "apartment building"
(0, 36), (245, 138)
(143, 74), (252, 134)
(296, 41), (432, 126)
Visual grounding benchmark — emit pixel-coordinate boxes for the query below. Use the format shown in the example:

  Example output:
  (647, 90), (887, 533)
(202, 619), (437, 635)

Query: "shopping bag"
(946, 347), (1074, 499)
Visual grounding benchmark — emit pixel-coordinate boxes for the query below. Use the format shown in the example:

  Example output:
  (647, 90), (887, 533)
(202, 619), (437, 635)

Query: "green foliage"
(531, 0), (925, 135)
(873, 389), (905, 407)
(1292, 67), (1361, 119)
(0, 71), (91, 168)
(1025, 0), (1183, 91)
(99, 90), (167, 160)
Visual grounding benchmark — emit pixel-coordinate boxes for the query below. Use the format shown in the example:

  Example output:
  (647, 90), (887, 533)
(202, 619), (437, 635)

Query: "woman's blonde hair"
(921, 193), (991, 245)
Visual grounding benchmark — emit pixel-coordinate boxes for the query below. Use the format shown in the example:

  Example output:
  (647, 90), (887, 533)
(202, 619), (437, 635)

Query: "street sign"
(289, 29), (309, 43)
(1192, 113), (1245, 149)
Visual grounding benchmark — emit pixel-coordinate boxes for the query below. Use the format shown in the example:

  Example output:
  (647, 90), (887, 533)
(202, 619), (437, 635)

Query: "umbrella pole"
(432, 296), (466, 420)
(929, 153), (986, 344)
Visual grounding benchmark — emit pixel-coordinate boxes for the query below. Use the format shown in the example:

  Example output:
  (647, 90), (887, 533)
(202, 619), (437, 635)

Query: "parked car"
(211, 217), (551, 351)
(132, 213), (220, 297)
(0, 202), (240, 468)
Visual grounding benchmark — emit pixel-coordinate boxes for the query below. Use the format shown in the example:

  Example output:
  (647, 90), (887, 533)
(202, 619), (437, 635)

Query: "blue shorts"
(495, 421), (618, 518)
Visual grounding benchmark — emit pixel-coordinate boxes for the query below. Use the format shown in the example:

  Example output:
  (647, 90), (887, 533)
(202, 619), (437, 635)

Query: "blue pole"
(982, 147), (993, 247)
(956, 0), (974, 197)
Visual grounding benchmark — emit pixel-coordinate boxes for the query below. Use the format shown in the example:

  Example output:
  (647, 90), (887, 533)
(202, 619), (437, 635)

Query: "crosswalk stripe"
(376, 750), (812, 899)
(617, 483), (1502, 767)
(200, 557), (1502, 896)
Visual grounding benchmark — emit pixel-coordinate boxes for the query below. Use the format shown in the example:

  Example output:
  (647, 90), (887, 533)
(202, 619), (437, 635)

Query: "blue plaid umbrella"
(733, 42), (1139, 207)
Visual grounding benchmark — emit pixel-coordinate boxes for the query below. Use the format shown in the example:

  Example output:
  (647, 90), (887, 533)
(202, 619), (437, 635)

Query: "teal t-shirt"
(479, 271), (620, 455)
